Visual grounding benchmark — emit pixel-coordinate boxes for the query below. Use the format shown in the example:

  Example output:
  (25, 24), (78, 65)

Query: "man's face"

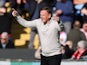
(83, 23), (87, 32)
(40, 10), (51, 23)
(1, 37), (8, 44)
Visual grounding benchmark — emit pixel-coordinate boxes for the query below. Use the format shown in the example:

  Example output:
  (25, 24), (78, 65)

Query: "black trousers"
(41, 54), (62, 65)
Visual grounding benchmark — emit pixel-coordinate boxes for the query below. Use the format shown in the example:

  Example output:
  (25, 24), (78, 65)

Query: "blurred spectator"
(81, 3), (87, 22)
(0, 0), (13, 36)
(55, 0), (73, 33)
(80, 22), (87, 39)
(62, 41), (74, 59)
(0, 32), (15, 49)
(67, 20), (86, 50)
(14, 0), (30, 20)
(28, 0), (48, 49)
(73, 0), (87, 27)
(27, 0), (37, 20)
(71, 40), (87, 60)
(43, 0), (57, 9)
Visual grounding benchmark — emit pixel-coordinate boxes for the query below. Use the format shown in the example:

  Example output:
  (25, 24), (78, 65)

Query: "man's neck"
(44, 22), (47, 25)
(43, 18), (51, 25)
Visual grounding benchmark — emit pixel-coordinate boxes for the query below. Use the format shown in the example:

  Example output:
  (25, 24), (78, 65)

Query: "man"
(12, 7), (62, 65)
(0, 32), (15, 49)
(0, 0), (13, 36)
(67, 20), (86, 50)
(71, 40), (87, 60)
(80, 22), (87, 39)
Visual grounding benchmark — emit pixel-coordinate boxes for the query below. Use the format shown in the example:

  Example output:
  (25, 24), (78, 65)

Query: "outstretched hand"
(12, 8), (18, 17)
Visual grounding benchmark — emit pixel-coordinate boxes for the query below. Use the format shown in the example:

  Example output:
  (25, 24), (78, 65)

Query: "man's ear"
(48, 14), (51, 18)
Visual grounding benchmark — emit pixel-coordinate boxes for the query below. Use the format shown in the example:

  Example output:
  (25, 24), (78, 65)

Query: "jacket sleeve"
(16, 15), (37, 28)
(57, 19), (64, 31)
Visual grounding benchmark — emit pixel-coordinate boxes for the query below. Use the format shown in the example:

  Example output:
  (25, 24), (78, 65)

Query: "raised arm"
(52, 14), (64, 31)
(12, 9), (37, 28)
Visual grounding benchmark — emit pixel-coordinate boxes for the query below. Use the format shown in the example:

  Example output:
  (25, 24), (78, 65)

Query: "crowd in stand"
(0, 0), (87, 61)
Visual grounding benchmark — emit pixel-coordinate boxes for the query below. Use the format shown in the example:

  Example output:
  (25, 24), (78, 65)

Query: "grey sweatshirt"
(16, 16), (62, 56)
